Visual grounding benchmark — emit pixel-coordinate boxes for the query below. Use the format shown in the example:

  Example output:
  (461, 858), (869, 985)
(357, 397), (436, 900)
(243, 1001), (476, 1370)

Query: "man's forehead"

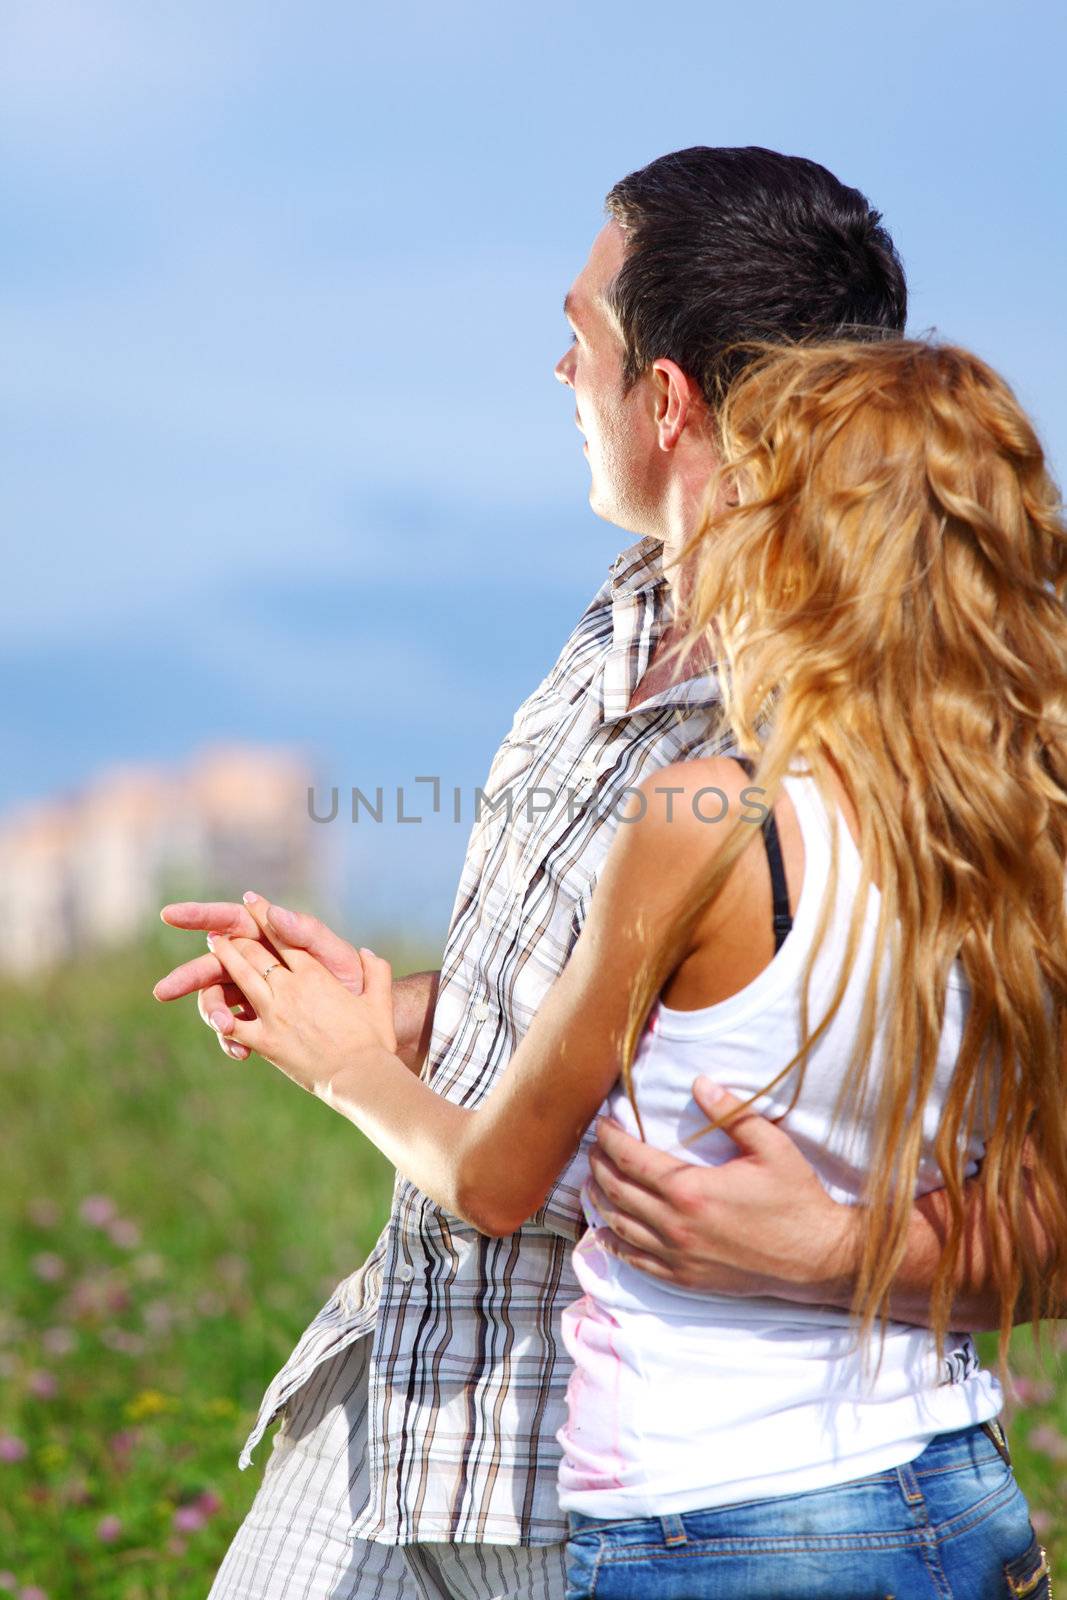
(565, 220), (626, 326)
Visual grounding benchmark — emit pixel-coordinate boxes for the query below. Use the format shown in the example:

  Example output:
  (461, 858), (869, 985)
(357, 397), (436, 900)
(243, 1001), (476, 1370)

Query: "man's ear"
(649, 358), (702, 451)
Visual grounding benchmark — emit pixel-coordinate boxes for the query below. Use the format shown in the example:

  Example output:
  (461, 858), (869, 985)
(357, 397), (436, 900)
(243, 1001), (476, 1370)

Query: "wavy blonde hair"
(619, 337), (1067, 1377)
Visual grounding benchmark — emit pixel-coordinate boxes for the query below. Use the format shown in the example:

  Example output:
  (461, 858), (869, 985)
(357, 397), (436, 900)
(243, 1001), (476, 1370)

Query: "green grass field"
(1, 928), (1064, 1596)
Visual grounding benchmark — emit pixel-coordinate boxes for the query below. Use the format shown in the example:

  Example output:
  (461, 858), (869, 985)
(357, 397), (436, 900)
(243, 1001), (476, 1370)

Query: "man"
(155, 147), (1007, 1599)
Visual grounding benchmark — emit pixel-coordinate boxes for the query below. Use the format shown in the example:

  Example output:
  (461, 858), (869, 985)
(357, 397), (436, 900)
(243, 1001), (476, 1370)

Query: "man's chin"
(587, 484), (647, 539)
(587, 479), (616, 524)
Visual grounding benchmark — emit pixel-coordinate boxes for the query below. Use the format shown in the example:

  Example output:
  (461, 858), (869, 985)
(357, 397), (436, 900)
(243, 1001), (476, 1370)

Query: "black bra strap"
(733, 757), (793, 952)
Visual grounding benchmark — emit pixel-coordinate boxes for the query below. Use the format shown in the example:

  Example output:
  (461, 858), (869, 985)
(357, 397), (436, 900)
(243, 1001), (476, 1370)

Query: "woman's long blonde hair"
(620, 336), (1067, 1378)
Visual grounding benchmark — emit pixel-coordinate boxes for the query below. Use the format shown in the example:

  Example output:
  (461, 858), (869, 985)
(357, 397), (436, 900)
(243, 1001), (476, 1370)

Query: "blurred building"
(0, 746), (323, 977)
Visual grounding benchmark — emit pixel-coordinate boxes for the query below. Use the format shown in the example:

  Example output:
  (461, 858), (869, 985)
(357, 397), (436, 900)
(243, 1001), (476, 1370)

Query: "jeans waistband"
(565, 1419), (1008, 1538)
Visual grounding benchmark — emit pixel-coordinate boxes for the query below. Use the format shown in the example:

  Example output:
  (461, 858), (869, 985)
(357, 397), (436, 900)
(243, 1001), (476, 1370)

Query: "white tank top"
(556, 765), (1002, 1517)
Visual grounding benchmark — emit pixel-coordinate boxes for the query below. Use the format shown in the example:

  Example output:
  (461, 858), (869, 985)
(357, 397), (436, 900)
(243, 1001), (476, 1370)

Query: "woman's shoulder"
(629, 754), (755, 823)
(610, 755), (758, 878)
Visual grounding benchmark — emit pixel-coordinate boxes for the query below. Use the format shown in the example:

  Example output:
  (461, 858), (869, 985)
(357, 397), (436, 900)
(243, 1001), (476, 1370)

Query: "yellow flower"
(202, 1397), (237, 1418)
(124, 1389), (178, 1421)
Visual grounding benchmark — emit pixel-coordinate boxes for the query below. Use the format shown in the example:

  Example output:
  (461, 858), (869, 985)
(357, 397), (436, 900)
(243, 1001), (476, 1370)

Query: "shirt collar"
(600, 533), (722, 723)
(606, 534), (667, 601)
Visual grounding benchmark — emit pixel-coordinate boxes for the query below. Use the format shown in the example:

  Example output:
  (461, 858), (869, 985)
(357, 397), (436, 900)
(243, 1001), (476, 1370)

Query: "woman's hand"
(205, 896), (397, 1100)
(153, 893), (370, 1063)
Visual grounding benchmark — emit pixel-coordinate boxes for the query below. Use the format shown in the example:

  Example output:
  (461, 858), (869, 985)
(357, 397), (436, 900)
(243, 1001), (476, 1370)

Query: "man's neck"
(626, 540), (716, 713)
(656, 449), (718, 610)
(625, 445), (721, 709)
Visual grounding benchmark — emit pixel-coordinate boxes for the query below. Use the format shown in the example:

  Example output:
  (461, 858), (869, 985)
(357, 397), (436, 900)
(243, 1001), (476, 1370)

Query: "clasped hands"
(154, 892), (396, 1099)
(153, 892), (852, 1299)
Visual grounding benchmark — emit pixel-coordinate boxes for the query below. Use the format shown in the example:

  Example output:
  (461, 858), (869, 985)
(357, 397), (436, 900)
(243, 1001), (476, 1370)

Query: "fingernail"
(209, 1010), (230, 1033)
(696, 1077), (724, 1103)
(205, 934), (215, 951)
(360, 946), (377, 959)
(242, 891), (258, 904)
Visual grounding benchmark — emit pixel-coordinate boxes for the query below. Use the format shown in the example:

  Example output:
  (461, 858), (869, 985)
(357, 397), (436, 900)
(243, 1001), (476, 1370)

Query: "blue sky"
(3, 0), (1065, 943)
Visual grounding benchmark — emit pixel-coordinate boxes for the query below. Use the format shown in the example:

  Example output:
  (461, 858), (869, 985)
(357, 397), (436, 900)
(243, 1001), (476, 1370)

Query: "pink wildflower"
(142, 1299), (173, 1335)
(30, 1254), (66, 1284)
(99, 1327), (144, 1356)
(107, 1219), (141, 1249)
(41, 1328), (76, 1358)
(1028, 1424), (1067, 1461)
(79, 1195), (117, 1227)
(172, 1504), (207, 1533)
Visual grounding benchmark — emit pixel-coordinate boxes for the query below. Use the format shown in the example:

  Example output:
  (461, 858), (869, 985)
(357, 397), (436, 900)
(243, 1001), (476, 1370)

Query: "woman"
(207, 337), (1062, 1596)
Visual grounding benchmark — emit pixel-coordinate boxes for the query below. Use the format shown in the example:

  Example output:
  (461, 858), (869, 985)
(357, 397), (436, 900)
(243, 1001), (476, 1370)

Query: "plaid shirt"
(237, 533), (730, 1544)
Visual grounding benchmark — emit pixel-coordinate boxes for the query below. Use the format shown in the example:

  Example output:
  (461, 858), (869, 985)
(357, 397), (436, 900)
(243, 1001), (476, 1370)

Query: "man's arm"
(806, 1146), (1057, 1331)
(588, 1081), (1063, 1332)
(153, 896), (440, 1075)
(391, 969), (441, 1074)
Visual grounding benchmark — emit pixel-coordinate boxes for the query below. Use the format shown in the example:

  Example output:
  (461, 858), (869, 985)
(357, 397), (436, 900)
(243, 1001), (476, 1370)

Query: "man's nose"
(554, 347), (575, 387)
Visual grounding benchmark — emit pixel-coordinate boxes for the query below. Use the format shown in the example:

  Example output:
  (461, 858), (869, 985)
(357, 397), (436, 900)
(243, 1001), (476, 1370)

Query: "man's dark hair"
(603, 146), (907, 406)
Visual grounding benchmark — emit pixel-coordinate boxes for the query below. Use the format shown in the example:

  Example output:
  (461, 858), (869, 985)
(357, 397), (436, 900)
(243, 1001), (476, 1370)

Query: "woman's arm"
(206, 762), (738, 1236)
(813, 1142), (1063, 1329)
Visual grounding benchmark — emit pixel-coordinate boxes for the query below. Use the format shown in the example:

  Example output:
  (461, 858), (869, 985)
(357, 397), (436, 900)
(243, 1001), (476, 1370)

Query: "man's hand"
(153, 893), (440, 1073)
(586, 1078), (854, 1299)
(589, 1078), (1062, 1331)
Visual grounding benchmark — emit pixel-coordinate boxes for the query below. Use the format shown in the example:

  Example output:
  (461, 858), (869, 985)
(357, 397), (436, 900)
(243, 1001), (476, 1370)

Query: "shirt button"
(472, 1000), (491, 1022)
(397, 1263), (415, 1283)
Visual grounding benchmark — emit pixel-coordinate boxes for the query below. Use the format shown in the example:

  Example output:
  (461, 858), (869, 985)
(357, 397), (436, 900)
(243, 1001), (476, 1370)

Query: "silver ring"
(261, 962), (283, 981)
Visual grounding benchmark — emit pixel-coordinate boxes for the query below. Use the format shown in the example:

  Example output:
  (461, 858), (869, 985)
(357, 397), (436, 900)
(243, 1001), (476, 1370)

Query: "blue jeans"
(564, 1421), (1051, 1599)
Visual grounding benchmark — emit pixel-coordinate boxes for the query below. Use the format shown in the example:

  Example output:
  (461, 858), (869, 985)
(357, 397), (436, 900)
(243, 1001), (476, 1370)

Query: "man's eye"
(569, 332), (578, 346)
